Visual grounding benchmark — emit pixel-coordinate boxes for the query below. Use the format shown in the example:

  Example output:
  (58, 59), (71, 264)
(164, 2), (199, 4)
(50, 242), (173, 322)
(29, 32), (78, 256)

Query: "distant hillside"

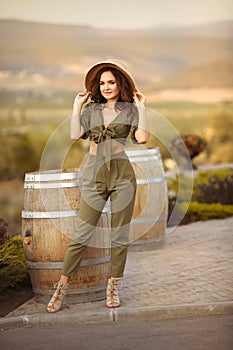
(0, 19), (232, 92)
(143, 21), (233, 38)
(153, 61), (233, 89)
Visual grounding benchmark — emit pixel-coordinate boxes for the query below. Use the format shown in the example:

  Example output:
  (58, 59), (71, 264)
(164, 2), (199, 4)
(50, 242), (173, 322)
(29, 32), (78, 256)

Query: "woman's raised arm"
(70, 91), (90, 140)
(133, 91), (150, 144)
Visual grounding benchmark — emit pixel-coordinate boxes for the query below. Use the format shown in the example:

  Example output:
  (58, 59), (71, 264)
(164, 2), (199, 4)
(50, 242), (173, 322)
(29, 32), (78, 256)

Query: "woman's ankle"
(60, 275), (70, 284)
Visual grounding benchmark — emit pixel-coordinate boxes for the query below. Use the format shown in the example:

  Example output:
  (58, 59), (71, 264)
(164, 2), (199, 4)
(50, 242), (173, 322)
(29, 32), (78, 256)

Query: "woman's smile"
(103, 91), (113, 96)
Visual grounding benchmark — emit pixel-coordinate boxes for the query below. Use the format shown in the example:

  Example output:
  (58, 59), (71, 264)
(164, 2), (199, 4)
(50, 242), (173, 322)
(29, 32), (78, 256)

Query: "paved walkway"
(1, 217), (233, 328)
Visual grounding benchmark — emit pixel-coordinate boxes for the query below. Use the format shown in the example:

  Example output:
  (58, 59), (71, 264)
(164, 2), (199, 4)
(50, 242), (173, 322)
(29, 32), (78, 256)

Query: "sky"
(0, 0), (232, 29)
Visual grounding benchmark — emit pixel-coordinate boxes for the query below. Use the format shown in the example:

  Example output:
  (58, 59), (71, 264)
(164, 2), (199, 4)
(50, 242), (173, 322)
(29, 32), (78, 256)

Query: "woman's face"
(99, 71), (120, 102)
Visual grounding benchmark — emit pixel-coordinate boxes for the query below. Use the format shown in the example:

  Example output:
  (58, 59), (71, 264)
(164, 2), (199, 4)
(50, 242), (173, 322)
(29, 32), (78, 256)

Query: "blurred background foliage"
(1, 99), (232, 234)
(0, 19), (232, 234)
(0, 218), (28, 292)
(167, 169), (233, 226)
(1, 99), (232, 180)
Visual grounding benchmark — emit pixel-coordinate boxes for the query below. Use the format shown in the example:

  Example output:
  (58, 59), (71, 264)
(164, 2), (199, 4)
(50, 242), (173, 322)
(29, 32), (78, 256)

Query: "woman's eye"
(99, 81), (116, 85)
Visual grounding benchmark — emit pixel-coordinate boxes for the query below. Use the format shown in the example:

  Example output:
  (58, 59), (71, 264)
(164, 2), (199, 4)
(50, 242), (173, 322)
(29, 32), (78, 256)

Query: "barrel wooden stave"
(126, 148), (168, 250)
(22, 168), (110, 304)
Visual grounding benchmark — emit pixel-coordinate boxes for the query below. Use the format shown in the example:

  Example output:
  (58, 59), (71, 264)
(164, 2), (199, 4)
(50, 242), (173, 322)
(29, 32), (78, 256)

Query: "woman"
(47, 59), (150, 313)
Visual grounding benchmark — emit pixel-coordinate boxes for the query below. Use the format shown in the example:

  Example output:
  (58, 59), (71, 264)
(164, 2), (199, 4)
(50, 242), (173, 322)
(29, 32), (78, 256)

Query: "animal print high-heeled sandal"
(106, 277), (121, 308)
(47, 281), (69, 313)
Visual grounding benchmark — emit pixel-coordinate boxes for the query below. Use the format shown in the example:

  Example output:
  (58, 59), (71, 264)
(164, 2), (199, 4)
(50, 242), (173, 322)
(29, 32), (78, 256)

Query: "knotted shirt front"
(79, 102), (139, 169)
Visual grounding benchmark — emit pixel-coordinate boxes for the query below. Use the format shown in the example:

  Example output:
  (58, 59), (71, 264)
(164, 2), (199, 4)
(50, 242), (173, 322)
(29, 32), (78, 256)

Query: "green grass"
(146, 100), (233, 163)
(148, 100), (233, 135)
(1, 99), (233, 173)
(0, 99), (233, 233)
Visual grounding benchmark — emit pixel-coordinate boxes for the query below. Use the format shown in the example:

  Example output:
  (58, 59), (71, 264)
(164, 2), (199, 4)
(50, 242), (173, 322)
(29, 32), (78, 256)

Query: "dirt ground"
(0, 279), (34, 317)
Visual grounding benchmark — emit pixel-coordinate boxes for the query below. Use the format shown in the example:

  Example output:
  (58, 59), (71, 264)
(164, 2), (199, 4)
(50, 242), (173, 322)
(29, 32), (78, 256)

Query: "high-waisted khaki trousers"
(62, 151), (136, 278)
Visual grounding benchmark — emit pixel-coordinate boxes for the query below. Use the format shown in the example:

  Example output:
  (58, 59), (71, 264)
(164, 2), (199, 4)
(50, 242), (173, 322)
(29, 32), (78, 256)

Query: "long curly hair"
(89, 67), (134, 109)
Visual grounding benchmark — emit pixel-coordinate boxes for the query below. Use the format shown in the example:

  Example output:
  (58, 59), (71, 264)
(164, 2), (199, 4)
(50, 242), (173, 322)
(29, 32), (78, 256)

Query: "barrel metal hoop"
(128, 155), (161, 162)
(24, 172), (82, 182)
(24, 178), (166, 188)
(24, 182), (82, 189)
(22, 210), (78, 219)
(25, 255), (110, 269)
(136, 177), (166, 185)
(130, 237), (164, 246)
(126, 148), (160, 157)
(132, 215), (167, 224)
(22, 206), (112, 218)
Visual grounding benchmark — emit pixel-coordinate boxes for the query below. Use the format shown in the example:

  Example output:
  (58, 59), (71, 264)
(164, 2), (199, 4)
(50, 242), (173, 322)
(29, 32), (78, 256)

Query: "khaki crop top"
(80, 102), (139, 144)
(79, 102), (139, 169)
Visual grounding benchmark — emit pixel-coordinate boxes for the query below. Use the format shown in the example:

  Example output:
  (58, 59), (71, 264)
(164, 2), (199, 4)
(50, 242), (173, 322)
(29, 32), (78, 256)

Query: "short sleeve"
(130, 105), (139, 143)
(80, 104), (91, 139)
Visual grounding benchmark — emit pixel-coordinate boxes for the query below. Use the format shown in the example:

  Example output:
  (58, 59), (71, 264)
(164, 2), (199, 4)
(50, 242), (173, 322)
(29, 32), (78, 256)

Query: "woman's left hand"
(133, 91), (146, 106)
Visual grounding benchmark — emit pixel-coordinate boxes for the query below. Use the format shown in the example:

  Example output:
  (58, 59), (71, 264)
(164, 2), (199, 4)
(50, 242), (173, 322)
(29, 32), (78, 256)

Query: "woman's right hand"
(73, 91), (91, 114)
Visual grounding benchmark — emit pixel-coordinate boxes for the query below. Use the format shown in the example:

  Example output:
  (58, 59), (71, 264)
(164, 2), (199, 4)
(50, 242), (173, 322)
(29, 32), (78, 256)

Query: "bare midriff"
(89, 139), (125, 156)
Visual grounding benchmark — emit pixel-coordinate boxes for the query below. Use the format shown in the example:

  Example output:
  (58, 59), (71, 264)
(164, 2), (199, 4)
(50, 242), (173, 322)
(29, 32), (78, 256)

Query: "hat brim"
(84, 60), (137, 92)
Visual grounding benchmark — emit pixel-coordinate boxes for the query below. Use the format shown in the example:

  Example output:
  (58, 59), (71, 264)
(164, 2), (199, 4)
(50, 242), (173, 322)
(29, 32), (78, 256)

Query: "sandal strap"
(47, 281), (68, 313)
(106, 278), (120, 307)
(51, 281), (68, 299)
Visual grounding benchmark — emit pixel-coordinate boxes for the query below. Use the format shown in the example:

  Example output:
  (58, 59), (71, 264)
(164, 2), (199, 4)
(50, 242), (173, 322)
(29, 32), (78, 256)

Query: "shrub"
(168, 168), (233, 204)
(171, 134), (207, 159)
(167, 168), (233, 224)
(170, 134), (207, 169)
(0, 218), (9, 244)
(192, 169), (233, 204)
(167, 173), (193, 202)
(180, 202), (233, 222)
(0, 235), (28, 291)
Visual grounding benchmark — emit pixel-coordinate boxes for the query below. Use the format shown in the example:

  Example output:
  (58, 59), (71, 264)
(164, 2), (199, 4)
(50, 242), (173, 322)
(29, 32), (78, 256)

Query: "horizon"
(0, 17), (233, 31)
(0, 0), (233, 30)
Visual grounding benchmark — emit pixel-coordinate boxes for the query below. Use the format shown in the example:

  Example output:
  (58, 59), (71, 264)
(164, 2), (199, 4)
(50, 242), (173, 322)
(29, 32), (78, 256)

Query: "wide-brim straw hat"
(84, 59), (137, 92)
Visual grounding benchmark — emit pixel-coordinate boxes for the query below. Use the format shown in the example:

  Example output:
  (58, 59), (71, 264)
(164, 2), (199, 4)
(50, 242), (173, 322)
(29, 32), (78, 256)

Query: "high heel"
(106, 277), (121, 308)
(47, 281), (69, 313)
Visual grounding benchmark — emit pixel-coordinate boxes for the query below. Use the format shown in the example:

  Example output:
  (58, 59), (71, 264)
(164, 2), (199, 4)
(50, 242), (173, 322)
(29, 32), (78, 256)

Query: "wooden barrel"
(22, 168), (110, 304)
(126, 148), (168, 250)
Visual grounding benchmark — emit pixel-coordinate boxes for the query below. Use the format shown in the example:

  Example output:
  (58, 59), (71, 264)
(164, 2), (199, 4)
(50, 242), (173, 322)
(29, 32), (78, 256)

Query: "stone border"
(1, 301), (233, 330)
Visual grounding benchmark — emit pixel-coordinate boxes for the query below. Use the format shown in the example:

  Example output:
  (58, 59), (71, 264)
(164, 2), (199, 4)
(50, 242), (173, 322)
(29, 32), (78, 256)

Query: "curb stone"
(1, 301), (233, 330)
